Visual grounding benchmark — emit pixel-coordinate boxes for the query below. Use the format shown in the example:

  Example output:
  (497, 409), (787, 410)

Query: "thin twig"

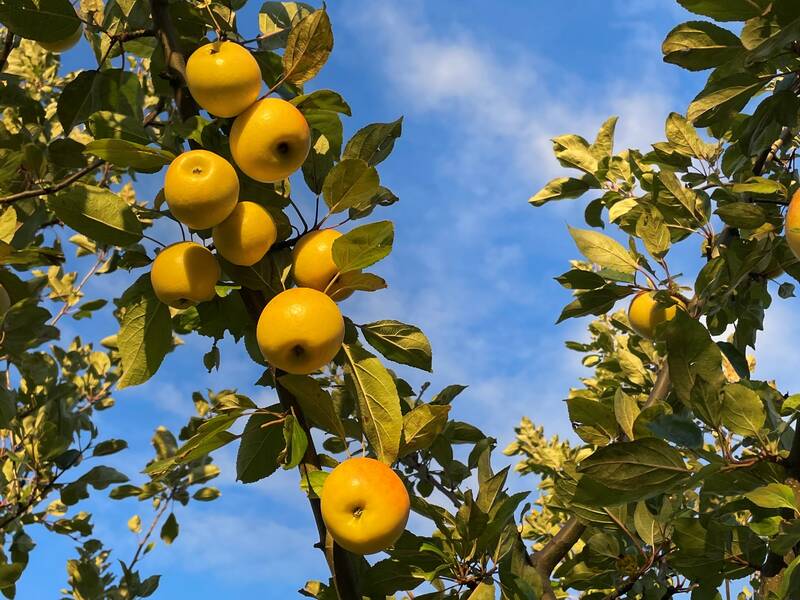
(0, 160), (105, 205)
(49, 251), (106, 326)
(129, 492), (172, 571)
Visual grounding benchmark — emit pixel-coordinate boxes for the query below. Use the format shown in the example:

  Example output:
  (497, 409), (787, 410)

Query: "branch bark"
(239, 287), (360, 599)
(147, 0), (358, 586)
(0, 28), (14, 73)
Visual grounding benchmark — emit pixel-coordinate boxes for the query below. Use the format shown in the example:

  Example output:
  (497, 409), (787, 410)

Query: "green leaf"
(730, 177), (786, 196)
(529, 176), (592, 206)
(301, 470), (328, 497)
(258, 1), (314, 49)
(84, 139), (174, 173)
(555, 269), (605, 290)
(92, 439), (128, 457)
(676, 0), (767, 21)
(432, 384), (468, 405)
(360, 319), (432, 372)
(343, 118), (403, 166)
(0, 562), (23, 589)
(613, 389), (639, 440)
(160, 513), (179, 545)
(192, 487), (220, 501)
(662, 21), (743, 71)
(117, 277), (172, 389)
(0, 0), (80, 43)
(720, 383), (765, 437)
(48, 184), (143, 247)
(659, 170), (701, 218)
(590, 116), (618, 160)
(665, 312), (724, 414)
(664, 112), (717, 159)
(633, 502), (660, 547)
(282, 9), (333, 85)
(744, 483), (798, 511)
(400, 404), (451, 456)
(646, 413), (703, 449)
(279, 374), (346, 442)
(714, 203), (768, 229)
(282, 414), (308, 470)
(236, 412), (286, 483)
(778, 554), (800, 600)
(556, 284), (632, 323)
(58, 69), (144, 132)
(322, 158), (380, 214)
(567, 226), (637, 274)
(745, 16), (800, 66)
(328, 271), (387, 299)
(578, 438), (690, 497)
(467, 581), (495, 599)
(552, 134), (598, 175)
(331, 220), (393, 272)
(636, 208), (671, 259)
(687, 72), (768, 126)
(342, 343), (402, 464)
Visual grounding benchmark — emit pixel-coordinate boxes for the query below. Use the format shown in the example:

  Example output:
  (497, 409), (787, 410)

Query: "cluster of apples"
(148, 41), (411, 556)
(149, 41), (351, 377)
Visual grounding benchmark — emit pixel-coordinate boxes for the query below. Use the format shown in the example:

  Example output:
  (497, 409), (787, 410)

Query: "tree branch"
(0, 160), (105, 205)
(0, 28), (14, 73)
(149, 0), (198, 119)
(237, 286), (360, 599)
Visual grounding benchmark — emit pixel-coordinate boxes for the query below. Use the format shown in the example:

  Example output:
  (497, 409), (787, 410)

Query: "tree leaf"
(84, 139), (174, 173)
(613, 389), (640, 440)
(567, 226), (637, 274)
(236, 412), (286, 483)
(343, 118), (403, 166)
(552, 134), (598, 175)
(714, 202), (767, 229)
(331, 220), (393, 272)
(636, 208), (671, 259)
(400, 404), (450, 456)
(720, 383), (765, 437)
(117, 276), (172, 389)
(258, 1), (314, 49)
(322, 158), (380, 214)
(360, 319), (432, 372)
(0, 0), (80, 43)
(282, 414), (308, 470)
(664, 112), (717, 159)
(282, 9), (333, 85)
(48, 183), (143, 247)
(676, 0), (767, 21)
(160, 513), (179, 545)
(662, 21), (743, 71)
(529, 176), (592, 206)
(279, 374), (346, 442)
(578, 438), (690, 497)
(342, 343), (402, 464)
(744, 483), (798, 511)
(687, 72), (768, 126)
(58, 69), (144, 132)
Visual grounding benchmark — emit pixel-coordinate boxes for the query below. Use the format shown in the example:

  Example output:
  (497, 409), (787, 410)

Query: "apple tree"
(0, 0), (551, 599)
(507, 0), (800, 598)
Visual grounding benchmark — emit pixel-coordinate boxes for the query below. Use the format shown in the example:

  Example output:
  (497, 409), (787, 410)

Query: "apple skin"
(229, 98), (311, 183)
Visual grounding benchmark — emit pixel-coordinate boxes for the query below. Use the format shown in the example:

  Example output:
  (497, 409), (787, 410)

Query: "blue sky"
(17, 0), (786, 597)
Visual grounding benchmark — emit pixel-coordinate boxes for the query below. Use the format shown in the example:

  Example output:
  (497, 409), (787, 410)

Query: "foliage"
(510, 1), (800, 598)
(5, 0), (800, 599)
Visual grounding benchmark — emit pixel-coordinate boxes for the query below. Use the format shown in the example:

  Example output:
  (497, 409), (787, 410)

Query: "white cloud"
(335, 0), (684, 446)
(347, 0), (678, 192)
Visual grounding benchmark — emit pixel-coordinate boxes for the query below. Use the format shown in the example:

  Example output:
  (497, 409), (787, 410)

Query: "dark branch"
(0, 28), (14, 73)
(0, 160), (105, 205)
